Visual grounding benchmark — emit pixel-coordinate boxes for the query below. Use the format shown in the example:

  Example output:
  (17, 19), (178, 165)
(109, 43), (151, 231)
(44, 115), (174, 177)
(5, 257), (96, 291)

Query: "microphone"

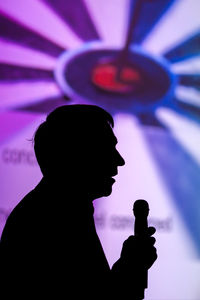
(133, 199), (149, 237)
(133, 199), (149, 299)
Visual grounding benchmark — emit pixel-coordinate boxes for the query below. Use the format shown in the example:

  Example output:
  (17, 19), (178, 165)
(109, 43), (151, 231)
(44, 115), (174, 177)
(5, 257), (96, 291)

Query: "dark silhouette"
(0, 105), (157, 298)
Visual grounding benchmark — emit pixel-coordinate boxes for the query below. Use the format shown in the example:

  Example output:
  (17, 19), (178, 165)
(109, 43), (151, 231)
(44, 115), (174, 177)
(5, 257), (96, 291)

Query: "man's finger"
(147, 226), (156, 236)
(148, 236), (156, 245)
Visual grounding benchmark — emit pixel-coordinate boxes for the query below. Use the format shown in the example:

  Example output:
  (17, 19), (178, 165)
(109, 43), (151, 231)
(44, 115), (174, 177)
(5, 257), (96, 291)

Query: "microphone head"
(133, 199), (149, 217)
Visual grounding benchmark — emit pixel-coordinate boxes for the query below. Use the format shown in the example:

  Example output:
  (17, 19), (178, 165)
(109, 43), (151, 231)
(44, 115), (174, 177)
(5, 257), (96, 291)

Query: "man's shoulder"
(1, 186), (41, 242)
(10, 189), (36, 219)
(7, 179), (46, 221)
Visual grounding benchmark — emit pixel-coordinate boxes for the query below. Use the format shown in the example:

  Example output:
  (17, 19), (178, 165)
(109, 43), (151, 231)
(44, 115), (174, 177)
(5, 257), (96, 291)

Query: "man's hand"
(112, 226), (157, 274)
(120, 226), (157, 270)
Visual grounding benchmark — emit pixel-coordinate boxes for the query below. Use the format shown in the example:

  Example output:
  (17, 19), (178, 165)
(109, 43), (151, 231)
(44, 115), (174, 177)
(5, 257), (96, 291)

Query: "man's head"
(34, 105), (125, 199)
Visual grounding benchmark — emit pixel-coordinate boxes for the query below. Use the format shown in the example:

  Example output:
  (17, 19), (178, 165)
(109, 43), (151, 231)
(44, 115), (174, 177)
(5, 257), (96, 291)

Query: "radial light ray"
(0, 0), (82, 49)
(0, 39), (56, 70)
(173, 100), (200, 125)
(0, 64), (53, 81)
(0, 111), (40, 145)
(175, 86), (200, 108)
(179, 104), (200, 123)
(84, 0), (131, 47)
(0, 13), (64, 57)
(142, 0), (200, 55)
(43, 0), (100, 41)
(113, 114), (178, 215)
(164, 31), (200, 63)
(19, 95), (70, 114)
(136, 111), (166, 128)
(178, 74), (200, 90)
(142, 121), (200, 254)
(131, 0), (176, 45)
(0, 81), (61, 110)
(172, 57), (200, 74)
(156, 107), (200, 165)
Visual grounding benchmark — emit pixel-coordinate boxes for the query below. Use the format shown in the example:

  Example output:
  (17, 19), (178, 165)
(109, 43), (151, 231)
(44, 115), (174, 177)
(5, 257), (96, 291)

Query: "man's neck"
(40, 176), (95, 203)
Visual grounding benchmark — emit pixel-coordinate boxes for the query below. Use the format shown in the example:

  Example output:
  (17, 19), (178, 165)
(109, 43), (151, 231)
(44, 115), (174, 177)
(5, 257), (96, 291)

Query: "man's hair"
(34, 104), (114, 175)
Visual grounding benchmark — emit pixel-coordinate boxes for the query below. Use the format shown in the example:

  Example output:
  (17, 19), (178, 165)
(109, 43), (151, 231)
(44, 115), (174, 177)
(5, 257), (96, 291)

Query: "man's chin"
(93, 178), (115, 199)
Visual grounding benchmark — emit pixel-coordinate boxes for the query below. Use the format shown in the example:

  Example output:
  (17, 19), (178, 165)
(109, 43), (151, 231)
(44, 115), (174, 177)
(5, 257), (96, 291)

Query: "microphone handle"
(134, 215), (148, 237)
(134, 213), (148, 299)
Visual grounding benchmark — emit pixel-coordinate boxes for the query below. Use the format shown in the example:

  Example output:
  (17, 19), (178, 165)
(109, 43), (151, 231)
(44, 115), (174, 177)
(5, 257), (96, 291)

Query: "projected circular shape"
(55, 44), (176, 113)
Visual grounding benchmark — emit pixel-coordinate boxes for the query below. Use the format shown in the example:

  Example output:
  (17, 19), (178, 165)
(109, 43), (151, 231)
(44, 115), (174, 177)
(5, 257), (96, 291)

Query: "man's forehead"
(100, 127), (118, 145)
(77, 121), (118, 145)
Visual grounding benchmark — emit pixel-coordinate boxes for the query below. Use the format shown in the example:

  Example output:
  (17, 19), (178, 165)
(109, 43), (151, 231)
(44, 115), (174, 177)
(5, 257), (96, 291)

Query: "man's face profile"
(80, 125), (125, 199)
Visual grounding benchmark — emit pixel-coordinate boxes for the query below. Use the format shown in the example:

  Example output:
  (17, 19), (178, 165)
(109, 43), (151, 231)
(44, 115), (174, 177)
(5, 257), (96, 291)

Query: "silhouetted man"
(0, 105), (157, 298)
